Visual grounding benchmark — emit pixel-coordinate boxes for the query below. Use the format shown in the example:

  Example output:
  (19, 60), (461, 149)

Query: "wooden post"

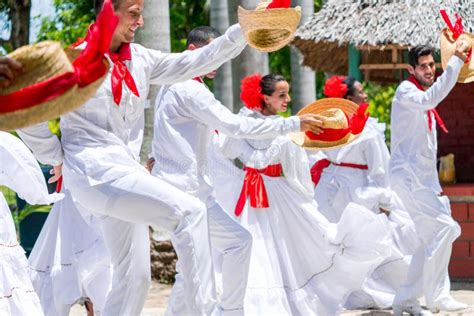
(348, 44), (362, 80)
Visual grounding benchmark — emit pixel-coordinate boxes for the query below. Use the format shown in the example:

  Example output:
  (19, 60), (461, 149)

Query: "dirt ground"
(70, 281), (474, 315)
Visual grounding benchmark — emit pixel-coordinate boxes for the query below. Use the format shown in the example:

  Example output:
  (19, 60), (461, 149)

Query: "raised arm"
(178, 83), (299, 139)
(147, 24), (246, 85)
(396, 56), (463, 111)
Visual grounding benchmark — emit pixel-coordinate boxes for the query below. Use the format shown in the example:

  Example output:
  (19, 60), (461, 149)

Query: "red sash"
(310, 159), (368, 186)
(234, 164), (283, 217)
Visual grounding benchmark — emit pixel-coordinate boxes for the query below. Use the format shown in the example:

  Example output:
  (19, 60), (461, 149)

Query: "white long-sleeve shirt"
(390, 56), (464, 194)
(308, 118), (391, 189)
(18, 24), (246, 188)
(151, 80), (300, 196)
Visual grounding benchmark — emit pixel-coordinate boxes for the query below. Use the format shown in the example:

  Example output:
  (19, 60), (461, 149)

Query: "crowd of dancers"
(1, 0), (472, 315)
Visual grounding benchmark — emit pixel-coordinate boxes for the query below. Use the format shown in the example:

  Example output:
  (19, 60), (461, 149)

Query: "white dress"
(220, 111), (392, 316)
(28, 189), (112, 316)
(309, 118), (420, 308)
(0, 131), (62, 316)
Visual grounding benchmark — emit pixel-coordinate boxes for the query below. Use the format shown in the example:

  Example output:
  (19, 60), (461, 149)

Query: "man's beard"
(415, 73), (434, 88)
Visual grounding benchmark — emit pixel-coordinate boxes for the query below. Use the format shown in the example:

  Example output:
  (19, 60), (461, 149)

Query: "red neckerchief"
(407, 75), (448, 133)
(72, 27), (140, 105)
(192, 76), (204, 83)
(108, 44), (140, 105)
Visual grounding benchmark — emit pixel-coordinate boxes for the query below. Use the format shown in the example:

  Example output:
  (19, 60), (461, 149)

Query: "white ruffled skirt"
(28, 191), (112, 315)
(231, 175), (392, 315)
(0, 193), (44, 316)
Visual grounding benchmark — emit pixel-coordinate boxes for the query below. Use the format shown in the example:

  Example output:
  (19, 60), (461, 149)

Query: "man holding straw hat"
(390, 16), (470, 315)
(17, 0), (324, 315)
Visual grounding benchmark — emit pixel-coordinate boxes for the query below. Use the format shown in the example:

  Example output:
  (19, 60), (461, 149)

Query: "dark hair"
(260, 74), (286, 96)
(408, 45), (435, 68)
(186, 26), (221, 48)
(259, 74), (287, 109)
(94, 0), (122, 15)
(343, 76), (357, 98)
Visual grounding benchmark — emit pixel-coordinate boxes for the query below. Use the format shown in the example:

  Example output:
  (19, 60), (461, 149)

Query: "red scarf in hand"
(440, 9), (472, 64)
(407, 75), (448, 133)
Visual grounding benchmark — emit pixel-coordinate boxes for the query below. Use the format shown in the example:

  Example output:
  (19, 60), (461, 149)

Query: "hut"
(293, 0), (474, 82)
(293, 0), (474, 279)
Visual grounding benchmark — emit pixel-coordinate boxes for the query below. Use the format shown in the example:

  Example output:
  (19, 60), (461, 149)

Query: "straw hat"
(238, 1), (301, 53)
(290, 98), (366, 150)
(0, 41), (108, 131)
(440, 28), (474, 83)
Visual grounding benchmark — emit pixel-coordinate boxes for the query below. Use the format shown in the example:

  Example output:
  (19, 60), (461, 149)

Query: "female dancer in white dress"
(309, 76), (421, 309)
(219, 74), (392, 316)
(0, 131), (62, 315)
(28, 189), (112, 316)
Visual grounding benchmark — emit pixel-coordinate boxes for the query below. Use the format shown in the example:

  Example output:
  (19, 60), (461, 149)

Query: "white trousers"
(166, 192), (252, 316)
(392, 182), (460, 307)
(70, 171), (216, 315)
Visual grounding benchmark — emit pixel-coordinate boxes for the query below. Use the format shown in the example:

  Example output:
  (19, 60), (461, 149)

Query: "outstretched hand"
(299, 113), (325, 135)
(0, 56), (23, 88)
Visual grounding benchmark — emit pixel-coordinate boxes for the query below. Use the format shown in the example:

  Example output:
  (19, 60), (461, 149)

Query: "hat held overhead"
(238, 0), (301, 53)
(439, 9), (474, 83)
(0, 0), (118, 131)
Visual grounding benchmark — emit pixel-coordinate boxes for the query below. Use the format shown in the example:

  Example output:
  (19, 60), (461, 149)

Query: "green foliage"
(169, 0), (210, 52)
(364, 82), (396, 143)
(36, 0), (94, 45)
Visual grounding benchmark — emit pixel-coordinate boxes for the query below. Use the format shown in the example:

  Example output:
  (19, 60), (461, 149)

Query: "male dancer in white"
(18, 1), (324, 315)
(150, 26), (325, 315)
(390, 43), (469, 315)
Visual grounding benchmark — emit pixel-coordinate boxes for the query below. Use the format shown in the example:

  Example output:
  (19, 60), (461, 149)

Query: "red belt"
(234, 164), (283, 217)
(310, 159), (368, 187)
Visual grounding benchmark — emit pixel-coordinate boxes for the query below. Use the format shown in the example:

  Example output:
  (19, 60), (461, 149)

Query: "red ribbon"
(266, 0), (291, 9)
(109, 44), (140, 105)
(55, 176), (63, 193)
(234, 164), (283, 217)
(310, 159), (368, 186)
(0, 0), (118, 113)
(192, 76), (204, 83)
(305, 103), (369, 142)
(440, 9), (472, 64)
(407, 75), (448, 133)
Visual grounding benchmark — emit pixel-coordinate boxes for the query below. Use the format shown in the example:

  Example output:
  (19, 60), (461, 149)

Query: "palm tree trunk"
(290, 0), (315, 114)
(210, 0), (234, 112)
(229, 0), (268, 112)
(135, 0), (170, 163)
(4, 0), (31, 49)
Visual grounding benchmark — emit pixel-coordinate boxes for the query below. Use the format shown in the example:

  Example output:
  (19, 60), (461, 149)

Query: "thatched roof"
(293, 0), (474, 76)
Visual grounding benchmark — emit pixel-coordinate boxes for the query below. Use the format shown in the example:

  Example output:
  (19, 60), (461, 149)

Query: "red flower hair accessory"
(323, 76), (348, 98)
(240, 73), (264, 110)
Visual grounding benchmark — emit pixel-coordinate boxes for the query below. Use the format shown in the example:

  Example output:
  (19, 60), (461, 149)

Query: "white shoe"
(393, 303), (433, 316)
(429, 297), (468, 313)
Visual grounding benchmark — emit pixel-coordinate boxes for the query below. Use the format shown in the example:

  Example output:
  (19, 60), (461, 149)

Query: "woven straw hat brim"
(0, 41), (108, 131)
(440, 28), (474, 84)
(289, 98), (362, 150)
(238, 6), (301, 53)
